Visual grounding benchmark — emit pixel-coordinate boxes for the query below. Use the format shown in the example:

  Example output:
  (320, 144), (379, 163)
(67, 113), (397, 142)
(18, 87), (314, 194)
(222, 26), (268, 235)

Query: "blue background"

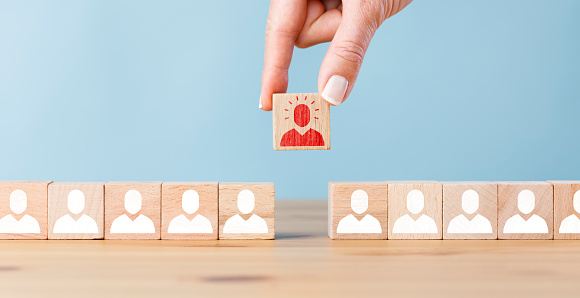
(0, 1), (579, 199)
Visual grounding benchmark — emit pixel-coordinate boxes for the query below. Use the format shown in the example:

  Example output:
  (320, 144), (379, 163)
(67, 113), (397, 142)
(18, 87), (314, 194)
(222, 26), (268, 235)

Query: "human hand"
(259, 0), (413, 110)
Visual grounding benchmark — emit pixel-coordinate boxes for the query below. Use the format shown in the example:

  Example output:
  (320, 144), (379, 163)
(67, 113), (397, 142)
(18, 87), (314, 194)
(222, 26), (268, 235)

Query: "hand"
(259, 0), (413, 110)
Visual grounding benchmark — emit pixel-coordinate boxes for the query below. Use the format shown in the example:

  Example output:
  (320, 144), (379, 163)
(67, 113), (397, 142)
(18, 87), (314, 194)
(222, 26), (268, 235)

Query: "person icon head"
(350, 190), (368, 214)
(294, 104), (311, 127)
(67, 190), (85, 215)
(574, 190), (580, 214)
(10, 190), (27, 214)
(125, 190), (142, 215)
(182, 190), (199, 214)
(461, 189), (479, 214)
(237, 190), (255, 214)
(518, 190), (535, 214)
(407, 190), (424, 215)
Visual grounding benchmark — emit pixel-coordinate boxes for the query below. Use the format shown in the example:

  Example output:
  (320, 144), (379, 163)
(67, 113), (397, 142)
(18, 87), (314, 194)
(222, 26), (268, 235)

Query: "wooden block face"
(105, 182), (161, 240)
(273, 93), (330, 150)
(498, 182), (553, 239)
(442, 183), (497, 239)
(0, 181), (51, 239)
(161, 182), (218, 240)
(328, 182), (388, 240)
(550, 181), (580, 240)
(219, 183), (275, 240)
(48, 183), (104, 239)
(388, 182), (442, 239)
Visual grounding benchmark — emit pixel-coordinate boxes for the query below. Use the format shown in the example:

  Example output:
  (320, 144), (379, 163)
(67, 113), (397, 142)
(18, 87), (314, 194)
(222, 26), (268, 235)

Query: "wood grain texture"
(161, 182), (218, 240)
(328, 182), (387, 240)
(48, 182), (104, 240)
(443, 182), (497, 239)
(218, 183), (275, 240)
(4, 201), (580, 298)
(104, 182), (161, 240)
(273, 93), (330, 150)
(388, 182), (442, 239)
(0, 181), (51, 239)
(498, 182), (553, 240)
(549, 181), (580, 240)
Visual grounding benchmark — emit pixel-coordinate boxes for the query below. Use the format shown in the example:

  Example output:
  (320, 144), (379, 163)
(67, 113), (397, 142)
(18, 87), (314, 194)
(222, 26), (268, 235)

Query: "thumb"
(318, 6), (382, 106)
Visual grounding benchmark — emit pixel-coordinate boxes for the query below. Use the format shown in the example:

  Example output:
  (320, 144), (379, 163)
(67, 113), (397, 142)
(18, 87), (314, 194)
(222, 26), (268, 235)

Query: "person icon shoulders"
(392, 190), (437, 234)
(53, 189), (98, 234)
(224, 214), (268, 233)
(447, 189), (492, 234)
(559, 190), (580, 233)
(110, 190), (155, 233)
(0, 190), (40, 233)
(168, 190), (213, 233)
(223, 189), (268, 234)
(503, 189), (548, 233)
(337, 189), (382, 234)
(560, 215), (580, 233)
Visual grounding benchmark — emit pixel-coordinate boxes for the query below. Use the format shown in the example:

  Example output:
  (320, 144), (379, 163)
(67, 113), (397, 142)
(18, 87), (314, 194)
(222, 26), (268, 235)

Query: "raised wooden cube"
(273, 93), (330, 150)
(161, 182), (218, 240)
(218, 183), (275, 240)
(105, 182), (161, 240)
(388, 182), (442, 239)
(498, 182), (553, 240)
(328, 182), (388, 240)
(48, 182), (104, 239)
(442, 182), (497, 239)
(549, 181), (580, 240)
(0, 181), (51, 239)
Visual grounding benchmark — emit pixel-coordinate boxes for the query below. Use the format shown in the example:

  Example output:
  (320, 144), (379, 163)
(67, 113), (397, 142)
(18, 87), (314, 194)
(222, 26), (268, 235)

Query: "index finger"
(260, 0), (307, 111)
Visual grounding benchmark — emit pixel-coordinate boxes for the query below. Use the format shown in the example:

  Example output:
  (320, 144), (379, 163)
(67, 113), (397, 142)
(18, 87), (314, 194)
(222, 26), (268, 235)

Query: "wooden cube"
(273, 93), (330, 150)
(48, 182), (104, 239)
(161, 182), (218, 240)
(442, 182), (497, 239)
(105, 182), (161, 240)
(387, 182), (442, 239)
(328, 182), (388, 240)
(498, 182), (553, 240)
(218, 183), (275, 240)
(549, 181), (580, 240)
(0, 181), (51, 239)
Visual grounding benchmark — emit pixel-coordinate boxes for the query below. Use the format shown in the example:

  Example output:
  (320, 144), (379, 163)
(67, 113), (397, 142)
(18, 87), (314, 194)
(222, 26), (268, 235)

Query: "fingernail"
(321, 75), (348, 106)
(259, 101), (263, 109)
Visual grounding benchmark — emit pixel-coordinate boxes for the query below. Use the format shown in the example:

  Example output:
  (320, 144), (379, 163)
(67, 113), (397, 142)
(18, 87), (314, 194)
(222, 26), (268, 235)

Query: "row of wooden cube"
(329, 181), (580, 240)
(0, 181), (275, 240)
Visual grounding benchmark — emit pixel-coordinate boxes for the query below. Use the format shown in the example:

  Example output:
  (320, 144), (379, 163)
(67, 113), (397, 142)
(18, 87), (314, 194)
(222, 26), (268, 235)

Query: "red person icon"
(280, 96), (325, 147)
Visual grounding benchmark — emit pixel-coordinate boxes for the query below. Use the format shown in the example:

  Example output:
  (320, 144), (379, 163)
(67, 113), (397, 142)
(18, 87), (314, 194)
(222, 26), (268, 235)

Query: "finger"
(295, 0), (342, 49)
(318, 2), (384, 106)
(260, 0), (307, 111)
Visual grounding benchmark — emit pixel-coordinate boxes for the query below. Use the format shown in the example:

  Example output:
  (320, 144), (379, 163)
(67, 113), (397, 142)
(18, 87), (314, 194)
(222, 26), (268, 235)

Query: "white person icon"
(0, 190), (40, 233)
(337, 189), (381, 233)
(223, 189), (268, 234)
(168, 190), (212, 233)
(110, 190), (155, 233)
(447, 189), (492, 234)
(559, 190), (580, 233)
(53, 189), (98, 234)
(392, 189), (437, 234)
(503, 190), (548, 233)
